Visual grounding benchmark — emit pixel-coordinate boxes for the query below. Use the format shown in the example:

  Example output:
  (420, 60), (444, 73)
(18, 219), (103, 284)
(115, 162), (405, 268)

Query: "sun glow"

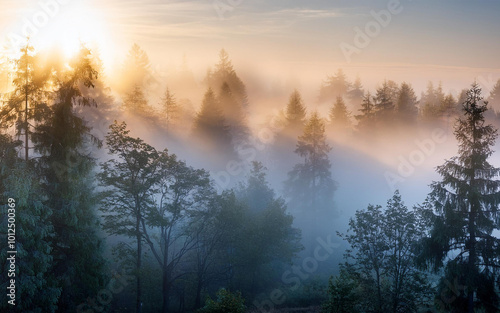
(33, 2), (112, 63)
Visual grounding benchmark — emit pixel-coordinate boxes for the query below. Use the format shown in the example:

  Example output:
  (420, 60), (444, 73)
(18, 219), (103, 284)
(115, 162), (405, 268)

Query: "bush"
(198, 288), (246, 313)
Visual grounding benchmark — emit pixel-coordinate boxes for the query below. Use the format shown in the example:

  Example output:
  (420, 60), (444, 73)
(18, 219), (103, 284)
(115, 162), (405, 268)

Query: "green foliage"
(31, 46), (107, 313)
(339, 191), (431, 313)
(0, 142), (60, 313)
(322, 270), (359, 313)
(419, 83), (500, 312)
(285, 112), (336, 212)
(198, 288), (246, 313)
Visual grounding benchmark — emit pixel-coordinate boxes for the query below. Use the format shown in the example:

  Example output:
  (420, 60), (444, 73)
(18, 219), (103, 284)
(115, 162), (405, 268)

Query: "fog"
(3, 1), (500, 310)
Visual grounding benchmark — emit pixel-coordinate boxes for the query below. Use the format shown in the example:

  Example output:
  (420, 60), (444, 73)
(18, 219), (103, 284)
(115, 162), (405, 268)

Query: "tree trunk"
(467, 202), (476, 313)
(162, 268), (170, 313)
(25, 64), (29, 162)
(376, 267), (382, 313)
(194, 278), (203, 309)
(136, 213), (142, 313)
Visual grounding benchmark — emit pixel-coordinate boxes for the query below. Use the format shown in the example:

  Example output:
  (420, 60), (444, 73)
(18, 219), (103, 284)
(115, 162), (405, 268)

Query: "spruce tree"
(0, 42), (50, 161)
(374, 80), (395, 121)
(418, 83), (500, 312)
(192, 88), (235, 164)
(33, 46), (106, 313)
(396, 82), (418, 124)
(329, 96), (351, 130)
(161, 86), (179, 130)
(205, 49), (248, 107)
(284, 89), (307, 133)
(355, 92), (375, 132)
(319, 69), (351, 103)
(0, 135), (61, 313)
(284, 112), (335, 212)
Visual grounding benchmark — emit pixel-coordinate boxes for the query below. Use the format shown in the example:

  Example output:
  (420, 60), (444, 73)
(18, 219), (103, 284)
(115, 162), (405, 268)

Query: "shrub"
(198, 288), (246, 313)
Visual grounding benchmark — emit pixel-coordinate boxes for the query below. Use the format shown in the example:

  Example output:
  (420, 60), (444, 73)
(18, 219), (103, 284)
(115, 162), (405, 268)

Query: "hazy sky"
(1, 0), (500, 94)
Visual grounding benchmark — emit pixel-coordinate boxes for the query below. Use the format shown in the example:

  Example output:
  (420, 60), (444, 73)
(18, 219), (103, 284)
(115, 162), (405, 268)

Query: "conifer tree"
(284, 89), (307, 132)
(329, 96), (351, 129)
(123, 84), (152, 117)
(32, 46), (106, 313)
(161, 86), (179, 130)
(218, 82), (247, 141)
(355, 92), (375, 132)
(348, 76), (364, 105)
(0, 135), (61, 313)
(319, 69), (351, 103)
(206, 49), (248, 107)
(374, 80), (395, 120)
(284, 112), (335, 212)
(192, 88), (235, 163)
(418, 83), (500, 313)
(0, 42), (50, 161)
(396, 82), (418, 124)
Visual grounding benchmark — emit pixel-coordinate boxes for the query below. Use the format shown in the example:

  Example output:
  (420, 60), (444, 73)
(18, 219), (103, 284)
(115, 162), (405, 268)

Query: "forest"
(1, 40), (500, 313)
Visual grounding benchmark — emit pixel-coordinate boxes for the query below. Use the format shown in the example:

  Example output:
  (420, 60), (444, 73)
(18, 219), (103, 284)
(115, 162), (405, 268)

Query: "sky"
(1, 0), (500, 95)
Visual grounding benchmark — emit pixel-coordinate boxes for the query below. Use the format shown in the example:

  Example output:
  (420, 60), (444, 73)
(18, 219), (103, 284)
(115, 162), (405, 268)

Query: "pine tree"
(329, 96), (351, 129)
(205, 49), (248, 107)
(32, 46), (106, 313)
(161, 86), (179, 130)
(237, 161), (276, 213)
(218, 82), (247, 141)
(123, 84), (152, 117)
(192, 88), (235, 163)
(284, 112), (335, 212)
(374, 80), (395, 121)
(418, 83), (500, 313)
(319, 69), (351, 103)
(0, 42), (50, 161)
(487, 79), (500, 112)
(118, 43), (155, 93)
(355, 92), (375, 132)
(348, 76), (364, 105)
(0, 135), (61, 313)
(285, 89), (307, 131)
(396, 82), (418, 124)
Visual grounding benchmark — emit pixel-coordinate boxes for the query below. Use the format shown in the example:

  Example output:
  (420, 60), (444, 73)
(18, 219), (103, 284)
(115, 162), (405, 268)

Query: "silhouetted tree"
(0, 136), (61, 313)
(218, 82), (247, 141)
(374, 80), (396, 122)
(0, 42), (51, 161)
(118, 43), (155, 93)
(33, 46), (106, 313)
(205, 49), (248, 107)
(339, 191), (430, 313)
(192, 88), (236, 165)
(355, 92), (375, 133)
(396, 82), (418, 124)
(161, 86), (180, 130)
(418, 83), (500, 313)
(285, 112), (335, 214)
(329, 96), (352, 130)
(123, 84), (152, 117)
(99, 121), (161, 313)
(319, 69), (351, 103)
